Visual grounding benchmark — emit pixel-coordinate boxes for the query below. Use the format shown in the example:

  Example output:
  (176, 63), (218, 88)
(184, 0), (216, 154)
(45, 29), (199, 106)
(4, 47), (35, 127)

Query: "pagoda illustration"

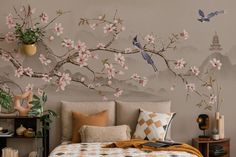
(209, 32), (222, 52)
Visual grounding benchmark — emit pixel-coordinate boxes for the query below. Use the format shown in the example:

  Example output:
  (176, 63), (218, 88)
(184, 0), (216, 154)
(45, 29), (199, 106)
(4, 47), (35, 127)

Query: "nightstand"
(192, 138), (230, 157)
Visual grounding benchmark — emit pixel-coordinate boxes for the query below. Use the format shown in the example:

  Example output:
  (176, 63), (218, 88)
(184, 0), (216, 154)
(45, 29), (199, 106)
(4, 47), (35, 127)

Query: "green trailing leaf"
(0, 89), (13, 111)
(42, 92), (47, 102)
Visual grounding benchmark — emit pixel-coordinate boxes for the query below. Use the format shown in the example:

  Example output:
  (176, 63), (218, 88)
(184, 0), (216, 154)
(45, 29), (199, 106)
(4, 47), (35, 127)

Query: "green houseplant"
(5, 5), (66, 56)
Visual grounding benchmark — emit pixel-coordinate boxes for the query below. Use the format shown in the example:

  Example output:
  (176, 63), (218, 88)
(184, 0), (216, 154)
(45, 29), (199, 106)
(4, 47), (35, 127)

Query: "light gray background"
(0, 0), (236, 156)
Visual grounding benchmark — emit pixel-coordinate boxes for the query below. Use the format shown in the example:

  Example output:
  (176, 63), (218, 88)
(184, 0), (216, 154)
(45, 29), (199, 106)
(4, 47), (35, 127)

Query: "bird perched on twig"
(198, 9), (224, 22)
(132, 35), (158, 72)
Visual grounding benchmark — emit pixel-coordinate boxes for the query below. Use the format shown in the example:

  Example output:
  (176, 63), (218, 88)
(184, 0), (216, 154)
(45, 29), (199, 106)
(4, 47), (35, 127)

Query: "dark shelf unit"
(192, 138), (230, 157)
(0, 116), (49, 157)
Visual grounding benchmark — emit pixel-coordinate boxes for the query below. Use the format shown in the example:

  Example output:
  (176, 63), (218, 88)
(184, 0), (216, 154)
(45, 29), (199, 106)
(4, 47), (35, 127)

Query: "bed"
(49, 101), (200, 157)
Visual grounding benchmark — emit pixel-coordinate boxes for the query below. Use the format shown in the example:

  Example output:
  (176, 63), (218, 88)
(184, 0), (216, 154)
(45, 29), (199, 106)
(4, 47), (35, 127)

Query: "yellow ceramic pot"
(21, 43), (37, 56)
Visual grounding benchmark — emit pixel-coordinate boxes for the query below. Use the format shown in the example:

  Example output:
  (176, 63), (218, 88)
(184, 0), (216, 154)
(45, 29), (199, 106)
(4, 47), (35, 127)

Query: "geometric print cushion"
(133, 109), (176, 141)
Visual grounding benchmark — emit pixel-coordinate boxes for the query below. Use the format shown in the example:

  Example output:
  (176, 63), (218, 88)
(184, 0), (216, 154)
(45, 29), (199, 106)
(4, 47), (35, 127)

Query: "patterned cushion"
(133, 109), (175, 141)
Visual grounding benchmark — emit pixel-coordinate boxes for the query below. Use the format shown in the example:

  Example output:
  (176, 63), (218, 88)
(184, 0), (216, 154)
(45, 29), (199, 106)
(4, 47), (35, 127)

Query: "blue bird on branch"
(132, 35), (158, 72)
(198, 9), (224, 22)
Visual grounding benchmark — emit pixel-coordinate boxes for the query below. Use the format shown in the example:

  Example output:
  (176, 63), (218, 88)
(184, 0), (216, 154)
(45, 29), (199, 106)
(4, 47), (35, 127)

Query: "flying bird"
(132, 35), (158, 72)
(198, 9), (224, 22)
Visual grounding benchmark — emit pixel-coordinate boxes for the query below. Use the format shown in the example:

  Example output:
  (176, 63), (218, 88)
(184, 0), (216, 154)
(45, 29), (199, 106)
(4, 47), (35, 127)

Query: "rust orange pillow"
(71, 110), (108, 143)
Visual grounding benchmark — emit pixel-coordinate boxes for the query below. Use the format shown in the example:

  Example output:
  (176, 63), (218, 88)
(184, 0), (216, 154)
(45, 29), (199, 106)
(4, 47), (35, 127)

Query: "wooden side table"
(192, 138), (230, 157)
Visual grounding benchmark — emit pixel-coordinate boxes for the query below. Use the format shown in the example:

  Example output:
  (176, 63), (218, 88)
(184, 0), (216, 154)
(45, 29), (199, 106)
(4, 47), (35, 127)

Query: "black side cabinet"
(0, 116), (49, 157)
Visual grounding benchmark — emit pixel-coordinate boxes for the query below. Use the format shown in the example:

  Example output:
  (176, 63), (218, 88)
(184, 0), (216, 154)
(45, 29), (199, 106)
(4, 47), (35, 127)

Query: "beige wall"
(1, 0), (236, 156)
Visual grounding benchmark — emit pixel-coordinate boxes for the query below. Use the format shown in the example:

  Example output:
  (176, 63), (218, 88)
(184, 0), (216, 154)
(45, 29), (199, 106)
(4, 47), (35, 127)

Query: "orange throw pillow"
(71, 110), (108, 143)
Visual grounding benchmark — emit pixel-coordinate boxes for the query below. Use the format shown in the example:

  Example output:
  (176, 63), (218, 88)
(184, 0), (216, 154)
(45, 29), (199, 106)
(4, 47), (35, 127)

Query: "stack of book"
(0, 129), (14, 137)
(209, 145), (226, 156)
(2, 147), (19, 157)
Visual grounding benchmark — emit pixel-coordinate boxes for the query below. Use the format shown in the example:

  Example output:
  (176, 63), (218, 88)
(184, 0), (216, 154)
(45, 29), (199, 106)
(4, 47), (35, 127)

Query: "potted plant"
(5, 5), (67, 56)
(15, 23), (44, 56)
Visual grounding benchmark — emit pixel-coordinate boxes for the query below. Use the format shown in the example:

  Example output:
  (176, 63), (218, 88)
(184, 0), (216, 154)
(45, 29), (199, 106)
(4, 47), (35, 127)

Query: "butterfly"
(198, 9), (224, 22)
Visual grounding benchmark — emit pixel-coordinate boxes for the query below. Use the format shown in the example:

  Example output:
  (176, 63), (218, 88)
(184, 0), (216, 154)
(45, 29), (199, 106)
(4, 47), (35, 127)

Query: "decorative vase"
(219, 115), (225, 139)
(215, 112), (220, 132)
(24, 128), (35, 137)
(212, 134), (220, 140)
(21, 43), (37, 56)
(16, 124), (26, 136)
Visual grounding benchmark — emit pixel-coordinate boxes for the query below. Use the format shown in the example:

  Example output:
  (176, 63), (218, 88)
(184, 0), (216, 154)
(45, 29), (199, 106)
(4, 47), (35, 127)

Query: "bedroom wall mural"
(0, 0), (236, 156)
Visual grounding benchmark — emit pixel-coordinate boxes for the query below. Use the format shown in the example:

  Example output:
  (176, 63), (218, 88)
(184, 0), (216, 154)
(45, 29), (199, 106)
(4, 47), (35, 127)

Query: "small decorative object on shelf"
(0, 116), (50, 157)
(16, 124), (26, 136)
(1, 147), (19, 157)
(13, 91), (33, 116)
(192, 138), (230, 157)
(197, 114), (210, 139)
(212, 128), (220, 140)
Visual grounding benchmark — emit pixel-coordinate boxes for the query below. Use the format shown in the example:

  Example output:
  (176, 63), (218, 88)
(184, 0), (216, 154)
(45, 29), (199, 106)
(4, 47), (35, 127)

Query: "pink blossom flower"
(145, 34), (155, 44)
(40, 12), (49, 23)
(114, 88), (123, 97)
(186, 83), (195, 92)
(62, 39), (74, 48)
(37, 88), (44, 96)
(30, 8), (36, 15)
(75, 40), (87, 52)
(57, 73), (71, 91)
(25, 83), (34, 91)
(2, 84), (9, 92)
(24, 67), (33, 77)
(103, 24), (116, 33)
(175, 58), (186, 69)
(49, 36), (54, 41)
(108, 80), (112, 85)
(190, 66), (200, 76)
(115, 53), (125, 67)
(139, 77), (148, 87)
(180, 29), (189, 40)
(42, 74), (52, 82)
(210, 58), (222, 70)
(97, 43), (105, 49)
(54, 23), (64, 36)
(6, 13), (15, 29)
(98, 15), (103, 20)
(124, 48), (132, 54)
(121, 26), (125, 31)
(209, 94), (217, 104)
(117, 70), (124, 75)
(88, 84), (94, 89)
(102, 96), (108, 101)
(91, 53), (99, 60)
(80, 77), (85, 82)
(76, 54), (88, 67)
(1, 52), (12, 61)
(131, 74), (148, 86)
(89, 23), (96, 30)
(170, 85), (175, 91)
(5, 32), (16, 43)
(39, 54), (51, 66)
(105, 63), (115, 79)
(131, 73), (141, 81)
(15, 66), (24, 78)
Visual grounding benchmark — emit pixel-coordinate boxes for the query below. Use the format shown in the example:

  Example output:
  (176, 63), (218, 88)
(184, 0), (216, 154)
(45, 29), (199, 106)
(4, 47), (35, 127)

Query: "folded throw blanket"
(104, 139), (203, 157)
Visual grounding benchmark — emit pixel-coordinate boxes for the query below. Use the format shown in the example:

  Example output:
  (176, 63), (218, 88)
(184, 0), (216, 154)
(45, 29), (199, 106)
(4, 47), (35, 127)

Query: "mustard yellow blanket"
(104, 139), (203, 157)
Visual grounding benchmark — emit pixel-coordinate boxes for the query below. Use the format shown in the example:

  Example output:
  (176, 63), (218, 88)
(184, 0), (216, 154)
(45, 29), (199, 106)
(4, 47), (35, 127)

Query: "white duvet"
(49, 143), (198, 157)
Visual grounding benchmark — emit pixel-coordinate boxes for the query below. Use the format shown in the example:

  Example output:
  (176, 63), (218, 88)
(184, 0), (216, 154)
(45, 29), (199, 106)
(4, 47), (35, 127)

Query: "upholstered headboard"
(61, 101), (116, 142)
(60, 100), (171, 142)
(115, 101), (172, 139)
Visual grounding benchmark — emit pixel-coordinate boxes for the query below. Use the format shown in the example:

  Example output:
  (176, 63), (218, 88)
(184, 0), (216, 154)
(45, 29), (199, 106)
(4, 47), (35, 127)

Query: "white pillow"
(79, 125), (131, 143)
(133, 109), (175, 141)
